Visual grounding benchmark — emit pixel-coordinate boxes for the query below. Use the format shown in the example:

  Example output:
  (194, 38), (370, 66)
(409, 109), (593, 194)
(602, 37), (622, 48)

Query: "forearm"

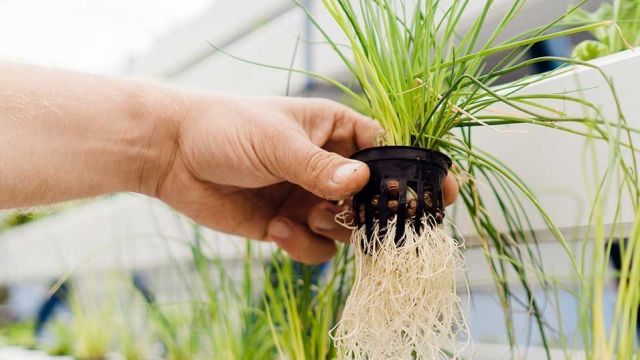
(0, 62), (180, 209)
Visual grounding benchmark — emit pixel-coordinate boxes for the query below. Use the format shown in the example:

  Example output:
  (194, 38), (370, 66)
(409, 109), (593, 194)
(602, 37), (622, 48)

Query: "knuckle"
(311, 97), (336, 109)
(332, 106), (350, 125)
(309, 98), (343, 120)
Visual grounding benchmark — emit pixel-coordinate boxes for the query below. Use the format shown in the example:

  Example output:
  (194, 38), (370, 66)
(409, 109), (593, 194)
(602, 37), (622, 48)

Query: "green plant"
(147, 304), (203, 360)
(189, 229), (273, 360)
(214, 0), (640, 355)
(569, 0), (640, 61)
(578, 123), (640, 358)
(69, 292), (113, 360)
(142, 220), (354, 360)
(264, 247), (353, 360)
(145, 228), (274, 360)
(607, 208), (640, 358)
(0, 212), (48, 230)
(0, 321), (36, 348)
(0, 200), (82, 231)
(281, 0), (640, 357)
(44, 319), (74, 357)
(115, 287), (154, 360)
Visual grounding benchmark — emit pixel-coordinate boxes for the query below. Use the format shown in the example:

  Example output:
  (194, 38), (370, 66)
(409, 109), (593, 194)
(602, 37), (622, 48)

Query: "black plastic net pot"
(350, 146), (452, 252)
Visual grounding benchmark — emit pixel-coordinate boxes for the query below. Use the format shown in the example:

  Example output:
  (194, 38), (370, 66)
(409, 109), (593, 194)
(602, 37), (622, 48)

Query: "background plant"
(68, 291), (113, 360)
(580, 119), (640, 358)
(569, 0), (640, 61)
(142, 226), (352, 360)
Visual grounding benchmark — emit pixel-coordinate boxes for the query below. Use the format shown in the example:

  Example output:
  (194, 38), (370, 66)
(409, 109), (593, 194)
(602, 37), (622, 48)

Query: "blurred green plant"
(69, 292), (113, 360)
(0, 321), (36, 348)
(142, 226), (353, 360)
(44, 319), (73, 357)
(264, 247), (353, 359)
(0, 212), (47, 230)
(569, 0), (640, 60)
(581, 134), (640, 359)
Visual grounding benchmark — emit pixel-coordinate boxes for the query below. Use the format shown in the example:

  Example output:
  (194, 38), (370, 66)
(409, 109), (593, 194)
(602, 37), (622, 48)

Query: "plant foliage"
(569, 0), (640, 61)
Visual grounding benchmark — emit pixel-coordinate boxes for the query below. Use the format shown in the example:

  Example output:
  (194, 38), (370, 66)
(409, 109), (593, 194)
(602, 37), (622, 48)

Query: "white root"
(332, 216), (469, 360)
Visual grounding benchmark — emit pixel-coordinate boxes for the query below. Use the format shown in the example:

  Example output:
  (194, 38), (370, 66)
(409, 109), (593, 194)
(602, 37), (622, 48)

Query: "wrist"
(122, 81), (184, 197)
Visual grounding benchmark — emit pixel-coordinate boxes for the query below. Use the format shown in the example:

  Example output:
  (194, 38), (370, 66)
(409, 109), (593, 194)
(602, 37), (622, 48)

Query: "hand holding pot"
(0, 62), (457, 265)
(157, 94), (459, 264)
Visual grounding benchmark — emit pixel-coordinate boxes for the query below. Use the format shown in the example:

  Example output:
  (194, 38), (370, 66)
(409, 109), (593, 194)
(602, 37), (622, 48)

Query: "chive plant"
(285, 0), (640, 358)
(68, 290), (112, 360)
(577, 129), (640, 359)
(264, 247), (354, 359)
(145, 227), (354, 360)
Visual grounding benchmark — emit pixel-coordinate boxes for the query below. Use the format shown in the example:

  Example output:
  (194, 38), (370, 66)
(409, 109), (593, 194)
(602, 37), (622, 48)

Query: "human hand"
(155, 94), (458, 264)
(0, 62), (454, 263)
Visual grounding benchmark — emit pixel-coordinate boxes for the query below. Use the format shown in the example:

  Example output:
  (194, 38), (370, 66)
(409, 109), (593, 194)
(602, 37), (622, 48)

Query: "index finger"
(284, 97), (382, 152)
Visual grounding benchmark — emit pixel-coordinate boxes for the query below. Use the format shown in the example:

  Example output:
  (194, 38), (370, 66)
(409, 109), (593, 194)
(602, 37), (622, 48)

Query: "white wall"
(131, 0), (571, 93)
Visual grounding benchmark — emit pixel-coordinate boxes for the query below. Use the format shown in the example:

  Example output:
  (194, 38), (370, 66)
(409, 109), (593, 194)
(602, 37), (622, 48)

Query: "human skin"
(0, 62), (458, 264)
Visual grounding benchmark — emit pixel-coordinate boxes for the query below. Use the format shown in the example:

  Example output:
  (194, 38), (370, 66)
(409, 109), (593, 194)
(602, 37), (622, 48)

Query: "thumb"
(269, 134), (369, 200)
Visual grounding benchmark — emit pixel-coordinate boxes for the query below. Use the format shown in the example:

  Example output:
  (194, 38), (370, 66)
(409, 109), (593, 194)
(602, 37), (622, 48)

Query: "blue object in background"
(529, 37), (573, 73)
(34, 281), (69, 336)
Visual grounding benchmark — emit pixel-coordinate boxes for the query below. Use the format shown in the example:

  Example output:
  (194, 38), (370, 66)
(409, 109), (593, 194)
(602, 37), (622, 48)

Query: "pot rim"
(350, 145), (452, 171)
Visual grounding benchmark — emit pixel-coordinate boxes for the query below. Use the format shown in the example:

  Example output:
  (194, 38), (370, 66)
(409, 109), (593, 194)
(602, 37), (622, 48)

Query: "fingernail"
(332, 162), (363, 184)
(269, 219), (291, 239)
(313, 209), (337, 231)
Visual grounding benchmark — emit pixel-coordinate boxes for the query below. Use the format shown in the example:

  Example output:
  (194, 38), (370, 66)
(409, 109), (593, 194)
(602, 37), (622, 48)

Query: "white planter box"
(453, 49), (640, 239)
(0, 194), (274, 284)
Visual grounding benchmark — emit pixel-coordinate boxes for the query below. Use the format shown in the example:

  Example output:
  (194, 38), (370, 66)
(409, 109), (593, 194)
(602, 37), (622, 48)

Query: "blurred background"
(0, 0), (635, 358)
